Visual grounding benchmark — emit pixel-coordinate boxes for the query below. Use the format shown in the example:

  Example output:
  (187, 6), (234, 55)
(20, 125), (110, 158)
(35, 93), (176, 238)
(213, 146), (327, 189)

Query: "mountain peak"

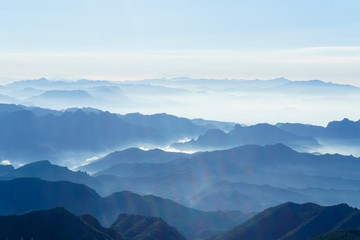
(22, 160), (52, 167)
(111, 213), (187, 240)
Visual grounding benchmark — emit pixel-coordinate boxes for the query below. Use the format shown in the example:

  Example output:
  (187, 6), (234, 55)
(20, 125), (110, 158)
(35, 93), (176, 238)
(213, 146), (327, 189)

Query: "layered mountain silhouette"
(1, 78), (360, 240)
(0, 207), (187, 240)
(209, 202), (360, 240)
(2, 77), (359, 127)
(0, 104), (208, 164)
(171, 123), (319, 151)
(3, 144), (360, 215)
(3, 199), (360, 240)
(96, 144), (360, 182)
(92, 144), (360, 212)
(0, 109), (160, 163)
(0, 178), (247, 239)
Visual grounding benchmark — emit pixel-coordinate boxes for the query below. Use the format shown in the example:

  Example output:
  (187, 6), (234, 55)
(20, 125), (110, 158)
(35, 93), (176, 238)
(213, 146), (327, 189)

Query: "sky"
(0, 0), (359, 85)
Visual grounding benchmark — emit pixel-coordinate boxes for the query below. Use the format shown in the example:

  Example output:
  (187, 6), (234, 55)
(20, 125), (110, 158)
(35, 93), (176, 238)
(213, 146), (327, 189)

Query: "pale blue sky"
(0, 0), (359, 84)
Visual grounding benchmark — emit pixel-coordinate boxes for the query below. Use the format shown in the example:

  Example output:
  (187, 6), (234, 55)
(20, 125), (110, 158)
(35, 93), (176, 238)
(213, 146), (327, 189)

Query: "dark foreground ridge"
(209, 202), (360, 240)
(0, 207), (123, 240)
(0, 207), (187, 240)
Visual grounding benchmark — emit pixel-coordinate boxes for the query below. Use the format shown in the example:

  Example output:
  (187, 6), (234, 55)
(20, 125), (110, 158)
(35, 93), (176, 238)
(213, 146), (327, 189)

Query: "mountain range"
(1, 78), (360, 239)
(3, 195), (360, 240)
(278, 118), (360, 141)
(3, 143), (360, 216)
(87, 144), (360, 212)
(1, 77), (359, 125)
(0, 178), (248, 239)
(2, 102), (360, 168)
(0, 104), (208, 165)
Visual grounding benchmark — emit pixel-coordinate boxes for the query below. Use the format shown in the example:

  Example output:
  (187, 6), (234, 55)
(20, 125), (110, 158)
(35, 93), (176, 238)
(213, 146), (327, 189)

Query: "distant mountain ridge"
(0, 160), (101, 190)
(81, 147), (194, 173)
(1, 77), (359, 126)
(171, 123), (319, 151)
(270, 79), (360, 94)
(0, 109), (163, 163)
(277, 118), (360, 140)
(0, 104), (208, 165)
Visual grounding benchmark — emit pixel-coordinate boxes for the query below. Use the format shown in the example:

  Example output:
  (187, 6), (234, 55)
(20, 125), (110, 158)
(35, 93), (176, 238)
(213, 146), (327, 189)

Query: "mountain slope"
(188, 181), (308, 212)
(111, 214), (186, 240)
(81, 147), (192, 173)
(209, 202), (360, 240)
(0, 207), (123, 240)
(311, 229), (360, 240)
(0, 160), (101, 190)
(0, 164), (14, 175)
(119, 112), (208, 140)
(0, 178), (103, 218)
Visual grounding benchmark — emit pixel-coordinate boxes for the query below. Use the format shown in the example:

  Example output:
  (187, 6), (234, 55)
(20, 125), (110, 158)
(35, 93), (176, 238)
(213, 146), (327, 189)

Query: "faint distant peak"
(19, 160), (52, 167)
(65, 107), (103, 114)
(282, 79), (359, 88)
(33, 89), (93, 99)
(7, 77), (50, 85)
(326, 117), (359, 128)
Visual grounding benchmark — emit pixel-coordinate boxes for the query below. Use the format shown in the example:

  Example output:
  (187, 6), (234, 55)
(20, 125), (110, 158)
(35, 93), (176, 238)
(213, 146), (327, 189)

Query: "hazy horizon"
(0, 76), (359, 126)
(0, 0), (359, 85)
